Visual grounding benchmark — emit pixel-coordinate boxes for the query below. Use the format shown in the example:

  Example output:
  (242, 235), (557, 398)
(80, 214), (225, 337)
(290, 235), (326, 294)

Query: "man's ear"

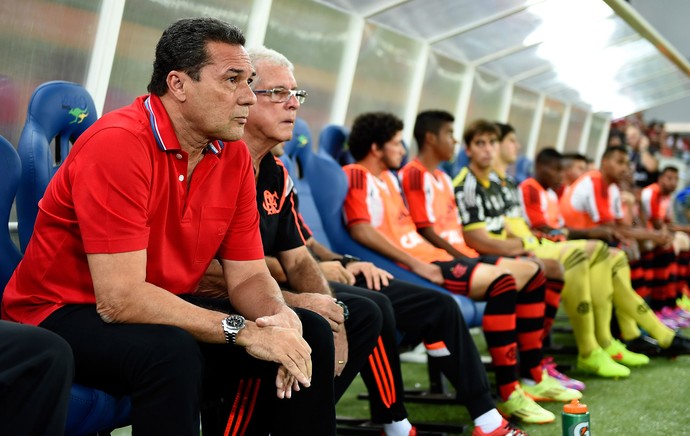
(167, 71), (187, 102)
(425, 131), (436, 147)
(370, 142), (382, 157)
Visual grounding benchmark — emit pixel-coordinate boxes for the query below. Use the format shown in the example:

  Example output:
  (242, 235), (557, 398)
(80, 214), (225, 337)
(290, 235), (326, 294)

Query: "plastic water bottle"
(562, 399), (590, 436)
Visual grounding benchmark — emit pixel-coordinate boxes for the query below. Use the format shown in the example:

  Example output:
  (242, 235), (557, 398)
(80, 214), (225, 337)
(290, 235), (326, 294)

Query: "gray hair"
(247, 47), (294, 87)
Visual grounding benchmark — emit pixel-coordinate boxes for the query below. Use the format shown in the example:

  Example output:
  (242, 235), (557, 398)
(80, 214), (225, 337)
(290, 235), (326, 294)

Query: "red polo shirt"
(2, 95), (264, 325)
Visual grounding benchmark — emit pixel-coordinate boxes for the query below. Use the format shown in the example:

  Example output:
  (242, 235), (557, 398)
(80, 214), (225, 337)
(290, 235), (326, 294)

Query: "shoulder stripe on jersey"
(348, 167), (363, 190)
(462, 171), (478, 208)
(297, 212), (313, 237)
(409, 167), (423, 191)
(526, 184), (540, 205)
(274, 157), (294, 212)
(289, 192), (307, 244)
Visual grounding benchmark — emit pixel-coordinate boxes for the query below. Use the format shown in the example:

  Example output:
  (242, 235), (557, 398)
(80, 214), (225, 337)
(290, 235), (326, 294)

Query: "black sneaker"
(625, 335), (662, 356)
(661, 334), (690, 357)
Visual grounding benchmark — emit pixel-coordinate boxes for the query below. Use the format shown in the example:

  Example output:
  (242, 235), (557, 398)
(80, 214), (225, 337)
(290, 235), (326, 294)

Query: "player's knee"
(541, 258), (563, 280)
(674, 232), (690, 251)
(486, 273), (518, 298)
(585, 239), (607, 257)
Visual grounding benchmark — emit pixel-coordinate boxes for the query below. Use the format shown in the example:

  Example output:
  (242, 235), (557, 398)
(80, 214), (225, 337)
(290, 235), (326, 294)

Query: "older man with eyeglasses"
(198, 46), (526, 436)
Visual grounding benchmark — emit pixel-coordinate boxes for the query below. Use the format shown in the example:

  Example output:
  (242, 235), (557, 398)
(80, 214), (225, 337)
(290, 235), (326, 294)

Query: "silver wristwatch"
(221, 314), (246, 345)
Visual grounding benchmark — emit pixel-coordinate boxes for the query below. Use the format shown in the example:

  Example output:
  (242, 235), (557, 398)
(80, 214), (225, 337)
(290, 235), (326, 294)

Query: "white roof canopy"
(315, 0), (690, 118)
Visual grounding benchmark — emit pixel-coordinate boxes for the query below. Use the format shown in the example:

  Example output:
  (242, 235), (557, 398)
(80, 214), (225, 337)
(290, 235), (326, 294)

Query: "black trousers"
(0, 320), (73, 436)
(332, 278), (495, 423)
(331, 292), (383, 402)
(40, 301), (336, 436)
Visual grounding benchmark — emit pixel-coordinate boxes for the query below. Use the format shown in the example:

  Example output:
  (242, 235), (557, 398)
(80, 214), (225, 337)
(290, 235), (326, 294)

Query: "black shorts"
(433, 255), (500, 296)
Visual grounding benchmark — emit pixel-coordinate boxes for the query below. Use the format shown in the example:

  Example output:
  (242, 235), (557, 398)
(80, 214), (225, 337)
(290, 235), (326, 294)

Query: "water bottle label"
(567, 421), (590, 436)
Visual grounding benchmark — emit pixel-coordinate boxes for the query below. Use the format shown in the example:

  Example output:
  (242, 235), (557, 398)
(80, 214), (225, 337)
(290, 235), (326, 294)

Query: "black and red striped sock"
(649, 246), (675, 311)
(630, 257), (648, 298)
(481, 273), (518, 401)
(678, 249), (690, 297)
(516, 269), (547, 382)
(543, 278), (564, 339)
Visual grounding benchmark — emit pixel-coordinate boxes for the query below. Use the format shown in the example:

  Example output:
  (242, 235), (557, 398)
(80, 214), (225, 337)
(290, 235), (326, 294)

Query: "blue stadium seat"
(281, 118), (331, 249)
(512, 154), (533, 184)
(291, 123), (485, 326)
(10, 81), (131, 435)
(318, 124), (354, 166)
(16, 81), (98, 251)
(0, 135), (22, 289)
(440, 147), (468, 178)
(673, 186), (690, 224)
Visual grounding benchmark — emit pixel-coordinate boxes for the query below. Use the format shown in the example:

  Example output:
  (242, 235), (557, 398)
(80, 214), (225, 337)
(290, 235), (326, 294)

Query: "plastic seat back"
(318, 124), (354, 166)
(282, 119), (331, 248)
(0, 135), (22, 291)
(16, 81), (97, 250)
(440, 147), (468, 178)
(513, 155), (534, 184)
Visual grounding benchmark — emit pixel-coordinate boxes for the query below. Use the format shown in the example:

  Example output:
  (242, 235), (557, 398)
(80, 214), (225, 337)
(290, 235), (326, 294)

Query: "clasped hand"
(239, 307), (311, 399)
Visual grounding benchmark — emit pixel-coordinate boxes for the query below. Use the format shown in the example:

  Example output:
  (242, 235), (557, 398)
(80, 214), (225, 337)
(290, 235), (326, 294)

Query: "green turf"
(111, 322), (689, 436)
(336, 324), (690, 435)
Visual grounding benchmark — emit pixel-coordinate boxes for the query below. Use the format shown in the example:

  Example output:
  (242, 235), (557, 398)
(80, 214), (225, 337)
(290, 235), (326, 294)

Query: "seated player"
(640, 166), (690, 323)
(454, 120), (637, 383)
(343, 111), (580, 425)
(520, 148), (681, 357)
(557, 145), (690, 355)
(400, 112), (579, 391)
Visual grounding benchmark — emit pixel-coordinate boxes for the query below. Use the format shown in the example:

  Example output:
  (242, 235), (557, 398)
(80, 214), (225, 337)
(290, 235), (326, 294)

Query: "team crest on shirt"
(262, 190), (280, 215)
(451, 263), (467, 278)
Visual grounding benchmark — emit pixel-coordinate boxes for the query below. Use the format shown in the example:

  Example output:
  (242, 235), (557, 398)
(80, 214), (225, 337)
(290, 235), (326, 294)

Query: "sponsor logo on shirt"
(400, 230), (425, 249)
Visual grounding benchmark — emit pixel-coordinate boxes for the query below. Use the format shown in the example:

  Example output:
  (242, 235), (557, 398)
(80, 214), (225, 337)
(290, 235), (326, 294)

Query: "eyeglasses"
(253, 88), (307, 104)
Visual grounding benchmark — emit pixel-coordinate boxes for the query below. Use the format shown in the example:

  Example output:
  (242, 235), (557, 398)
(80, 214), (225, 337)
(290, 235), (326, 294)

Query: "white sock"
(520, 377), (537, 386)
(474, 408), (503, 433)
(384, 418), (412, 436)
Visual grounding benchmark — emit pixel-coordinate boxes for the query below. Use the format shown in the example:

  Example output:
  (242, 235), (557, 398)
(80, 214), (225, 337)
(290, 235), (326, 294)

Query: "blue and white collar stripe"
(144, 96), (167, 151)
(145, 95), (225, 155)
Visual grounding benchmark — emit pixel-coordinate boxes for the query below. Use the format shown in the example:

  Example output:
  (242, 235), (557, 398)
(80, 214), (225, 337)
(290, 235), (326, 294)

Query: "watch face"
(226, 315), (245, 329)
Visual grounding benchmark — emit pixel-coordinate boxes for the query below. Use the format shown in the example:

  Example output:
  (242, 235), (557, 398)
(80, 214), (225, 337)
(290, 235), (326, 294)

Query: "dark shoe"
(661, 334), (690, 357)
(625, 335), (662, 356)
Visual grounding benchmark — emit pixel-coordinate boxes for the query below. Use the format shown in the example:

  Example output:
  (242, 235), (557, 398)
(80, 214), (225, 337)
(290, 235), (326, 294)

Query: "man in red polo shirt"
(1, 18), (335, 435)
